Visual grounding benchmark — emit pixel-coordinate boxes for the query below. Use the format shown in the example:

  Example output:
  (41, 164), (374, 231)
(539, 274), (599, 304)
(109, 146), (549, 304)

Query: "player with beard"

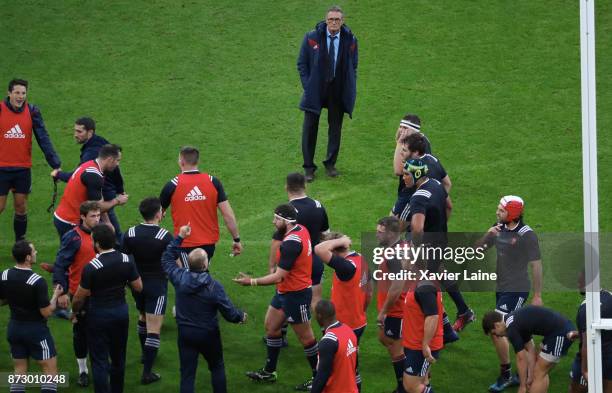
(51, 201), (101, 386)
(476, 196), (542, 392)
(235, 204), (318, 391)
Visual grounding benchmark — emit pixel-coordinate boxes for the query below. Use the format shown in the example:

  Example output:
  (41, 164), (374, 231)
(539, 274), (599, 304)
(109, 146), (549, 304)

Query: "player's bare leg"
(529, 357), (555, 393)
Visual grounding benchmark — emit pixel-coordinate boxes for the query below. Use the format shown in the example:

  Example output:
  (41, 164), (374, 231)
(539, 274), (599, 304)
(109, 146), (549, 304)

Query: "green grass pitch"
(1, 1), (611, 392)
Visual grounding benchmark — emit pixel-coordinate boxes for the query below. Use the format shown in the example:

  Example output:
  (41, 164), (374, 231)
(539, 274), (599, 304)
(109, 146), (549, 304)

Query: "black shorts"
(404, 348), (440, 376)
(570, 354), (587, 386)
(7, 320), (56, 360)
(270, 288), (312, 324)
(540, 322), (574, 363)
(353, 326), (366, 344)
(133, 278), (168, 315)
(312, 253), (324, 286)
(178, 244), (216, 269)
(0, 168), (31, 195)
(383, 316), (403, 340)
(495, 292), (529, 315)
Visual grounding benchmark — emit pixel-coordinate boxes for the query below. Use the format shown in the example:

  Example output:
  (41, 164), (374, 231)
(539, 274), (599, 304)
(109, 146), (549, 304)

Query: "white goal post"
(580, 0), (612, 391)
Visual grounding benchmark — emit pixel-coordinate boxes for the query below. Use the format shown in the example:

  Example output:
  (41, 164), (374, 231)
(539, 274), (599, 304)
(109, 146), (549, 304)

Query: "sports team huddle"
(0, 10), (611, 393)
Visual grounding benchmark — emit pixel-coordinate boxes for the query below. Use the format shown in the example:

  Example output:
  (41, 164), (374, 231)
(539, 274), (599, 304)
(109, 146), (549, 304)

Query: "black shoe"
(141, 372), (161, 385)
(77, 372), (89, 387)
(304, 169), (315, 183)
(325, 166), (339, 177)
(295, 376), (313, 391)
(246, 368), (277, 382)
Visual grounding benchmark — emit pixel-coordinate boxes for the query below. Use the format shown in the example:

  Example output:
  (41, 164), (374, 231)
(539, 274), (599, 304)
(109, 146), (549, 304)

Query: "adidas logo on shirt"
(346, 339), (357, 356)
(3, 125), (26, 139)
(184, 186), (206, 202)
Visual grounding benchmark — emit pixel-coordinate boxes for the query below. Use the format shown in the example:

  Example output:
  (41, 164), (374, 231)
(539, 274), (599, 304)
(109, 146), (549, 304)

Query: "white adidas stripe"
(122, 253), (130, 262)
(413, 190), (432, 198)
(1, 269), (8, 281)
(128, 226), (136, 238)
(155, 228), (168, 240)
(26, 273), (41, 286)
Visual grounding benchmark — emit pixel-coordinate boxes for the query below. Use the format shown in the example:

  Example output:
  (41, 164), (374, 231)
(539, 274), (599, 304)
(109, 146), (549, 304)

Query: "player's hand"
(50, 169), (60, 178)
(339, 236), (352, 248)
(232, 241), (243, 256)
(531, 294), (543, 306)
(179, 225), (191, 238)
(233, 272), (252, 286)
(376, 311), (386, 328)
(567, 330), (580, 341)
(395, 126), (408, 142)
(240, 312), (248, 324)
(487, 224), (502, 237)
(52, 284), (63, 298)
(115, 194), (129, 206)
(57, 294), (70, 308)
(422, 344), (436, 364)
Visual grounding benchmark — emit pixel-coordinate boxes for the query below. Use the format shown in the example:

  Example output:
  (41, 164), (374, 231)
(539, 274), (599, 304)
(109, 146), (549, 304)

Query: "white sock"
(77, 358), (88, 374)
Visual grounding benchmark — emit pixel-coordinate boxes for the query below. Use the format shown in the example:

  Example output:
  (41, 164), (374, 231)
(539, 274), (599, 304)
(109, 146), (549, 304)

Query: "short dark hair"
(80, 201), (101, 216)
(180, 146), (199, 165)
(275, 203), (298, 222)
(286, 172), (306, 193)
(377, 216), (400, 234)
(401, 132), (427, 155)
(139, 197), (162, 221)
(402, 113), (421, 126)
(12, 240), (33, 263)
(8, 79), (28, 92)
(315, 299), (336, 320)
(98, 144), (122, 160)
(92, 224), (116, 250)
(482, 311), (503, 335)
(75, 117), (96, 132)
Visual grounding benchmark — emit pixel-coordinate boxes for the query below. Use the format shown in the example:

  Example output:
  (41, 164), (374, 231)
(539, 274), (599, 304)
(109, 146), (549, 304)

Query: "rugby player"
(483, 306), (579, 393)
(72, 224), (143, 393)
(53, 144), (128, 240)
(235, 204), (318, 391)
(121, 197), (173, 384)
(0, 240), (63, 393)
(0, 79), (62, 242)
(375, 216), (410, 393)
(402, 262), (444, 393)
(311, 300), (359, 393)
(51, 201), (101, 386)
(476, 195), (542, 392)
(402, 159), (461, 342)
(54, 117), (125, 239)
(266, 172), (329, 347)
(160, 146), (241, 267)
(570, 276), (612, 392)
(391, 114), (431, 225)
(316, 232), (371, 389)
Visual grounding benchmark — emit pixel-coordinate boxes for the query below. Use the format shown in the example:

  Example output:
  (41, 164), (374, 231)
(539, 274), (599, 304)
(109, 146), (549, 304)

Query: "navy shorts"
(495, 292), (529, 315)
(353, 326), (366, 344)
(7, 320), (56, 360)
(312, 253), (324, 286)
(0, 168), (31, 195)
(569, 354), (587, 386)
(383, 316), (403, 340)
(178, 244), (216, 269)
(270, 288), (312, 324)
(540, 322), (574, 363)
(404, 348), (440, 376)
(392, 192), (412, 222)
(133, 278), (168, 315)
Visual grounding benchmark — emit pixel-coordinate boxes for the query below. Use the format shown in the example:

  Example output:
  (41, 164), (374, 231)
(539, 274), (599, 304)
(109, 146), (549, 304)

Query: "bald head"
(188, 248), (209, 271)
